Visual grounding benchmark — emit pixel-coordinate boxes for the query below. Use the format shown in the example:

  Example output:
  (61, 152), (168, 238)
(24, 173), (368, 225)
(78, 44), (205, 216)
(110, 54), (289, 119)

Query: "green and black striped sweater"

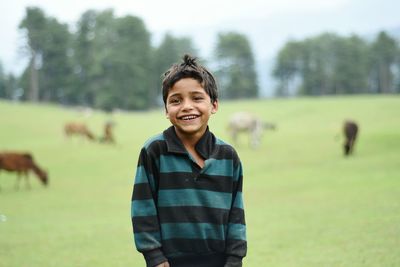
(131, 126), (246, 267)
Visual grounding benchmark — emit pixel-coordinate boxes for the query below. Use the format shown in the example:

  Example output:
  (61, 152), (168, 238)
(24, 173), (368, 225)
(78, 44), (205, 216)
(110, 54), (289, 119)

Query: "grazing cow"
(227, 112), (276, 149)
(99, 121), (115, 144)
(0, 152), (48, 189)
(64, 122), (95, 141)
(343, 120), (359, 156)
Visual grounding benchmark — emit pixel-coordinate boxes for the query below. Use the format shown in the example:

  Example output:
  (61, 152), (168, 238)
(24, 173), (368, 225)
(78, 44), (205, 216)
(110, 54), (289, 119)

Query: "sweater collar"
(163, 126), (216, 159)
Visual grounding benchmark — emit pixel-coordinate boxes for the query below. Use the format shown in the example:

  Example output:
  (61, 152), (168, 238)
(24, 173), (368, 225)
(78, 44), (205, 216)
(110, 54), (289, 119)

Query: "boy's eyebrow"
(190, 90), (207, 94)
(167, 92), (181, 99)
(168, 90), (206, 98)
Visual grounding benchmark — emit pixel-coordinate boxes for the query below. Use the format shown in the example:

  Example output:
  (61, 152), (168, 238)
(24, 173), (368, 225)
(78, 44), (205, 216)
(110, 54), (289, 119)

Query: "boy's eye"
(169, 98), (181, 105)
(193, 96), (204, 101)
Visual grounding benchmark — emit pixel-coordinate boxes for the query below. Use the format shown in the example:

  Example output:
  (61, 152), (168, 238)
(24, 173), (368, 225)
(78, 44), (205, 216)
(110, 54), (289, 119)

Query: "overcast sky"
(1, 0), (400, 76)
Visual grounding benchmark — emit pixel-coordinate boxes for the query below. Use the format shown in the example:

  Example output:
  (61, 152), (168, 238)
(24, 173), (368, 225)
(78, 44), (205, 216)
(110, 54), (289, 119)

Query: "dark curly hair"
(161, 54), (218, 107)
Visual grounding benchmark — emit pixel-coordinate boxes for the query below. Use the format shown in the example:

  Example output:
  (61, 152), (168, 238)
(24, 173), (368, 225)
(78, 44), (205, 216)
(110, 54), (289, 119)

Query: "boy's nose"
(182, 100), (194, 110)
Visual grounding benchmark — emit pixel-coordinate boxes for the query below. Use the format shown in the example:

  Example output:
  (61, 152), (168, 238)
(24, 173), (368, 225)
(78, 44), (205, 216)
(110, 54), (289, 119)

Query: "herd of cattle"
(0, 113), (359, 190)
(0, 120), (116, 190)
(228, 112), (359, 155)
(64, 121), (116, 144)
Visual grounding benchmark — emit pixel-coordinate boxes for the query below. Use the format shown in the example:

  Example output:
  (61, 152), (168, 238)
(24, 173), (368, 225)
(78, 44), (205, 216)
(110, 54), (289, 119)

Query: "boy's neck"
(173, 124), (210, 149)
(174, 128), (207, 168)
(175, 130), (203, 149)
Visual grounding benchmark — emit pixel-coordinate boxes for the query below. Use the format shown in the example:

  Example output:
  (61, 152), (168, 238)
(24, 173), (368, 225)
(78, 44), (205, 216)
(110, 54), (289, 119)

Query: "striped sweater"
(131, 126), (246, 267)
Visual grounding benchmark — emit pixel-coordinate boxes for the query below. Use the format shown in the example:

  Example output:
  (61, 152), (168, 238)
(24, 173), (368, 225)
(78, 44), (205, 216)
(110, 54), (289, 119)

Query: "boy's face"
(165, 78), (218, 138)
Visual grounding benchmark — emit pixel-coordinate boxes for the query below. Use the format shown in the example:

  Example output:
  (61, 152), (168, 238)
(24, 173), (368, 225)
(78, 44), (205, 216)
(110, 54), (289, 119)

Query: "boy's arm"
(225, 160), (247, 267)
(131, 148), (168, 267)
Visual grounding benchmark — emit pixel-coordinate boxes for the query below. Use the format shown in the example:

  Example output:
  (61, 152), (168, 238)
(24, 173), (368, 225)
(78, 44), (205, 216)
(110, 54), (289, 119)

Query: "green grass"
(0, 95), (399, 267)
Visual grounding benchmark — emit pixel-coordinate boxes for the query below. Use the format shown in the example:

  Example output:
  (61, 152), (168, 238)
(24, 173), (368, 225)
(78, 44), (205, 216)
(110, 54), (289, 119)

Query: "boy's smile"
(166, 78), (218, 139)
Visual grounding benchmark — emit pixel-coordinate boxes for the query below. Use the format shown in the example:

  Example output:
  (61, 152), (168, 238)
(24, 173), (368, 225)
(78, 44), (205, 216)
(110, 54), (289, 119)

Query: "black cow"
(343, 121), (359, 156)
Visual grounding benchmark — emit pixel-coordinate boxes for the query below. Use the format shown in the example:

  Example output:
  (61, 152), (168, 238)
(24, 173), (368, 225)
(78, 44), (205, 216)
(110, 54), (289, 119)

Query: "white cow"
(227, 112), (275, 149)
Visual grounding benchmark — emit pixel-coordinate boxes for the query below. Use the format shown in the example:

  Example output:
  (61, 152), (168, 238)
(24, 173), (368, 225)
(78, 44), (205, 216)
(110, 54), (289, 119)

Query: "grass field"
(0, 95), (399, 267)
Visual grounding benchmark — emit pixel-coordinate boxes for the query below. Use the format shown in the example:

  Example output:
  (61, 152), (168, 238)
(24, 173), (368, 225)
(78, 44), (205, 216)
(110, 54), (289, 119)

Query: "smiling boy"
(131, 55), (247, 267)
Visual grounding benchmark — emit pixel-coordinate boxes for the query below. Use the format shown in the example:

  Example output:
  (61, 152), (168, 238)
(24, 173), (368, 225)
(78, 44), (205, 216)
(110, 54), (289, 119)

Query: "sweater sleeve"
(225, 159), (247, 266)
(131, 147), (167, 267)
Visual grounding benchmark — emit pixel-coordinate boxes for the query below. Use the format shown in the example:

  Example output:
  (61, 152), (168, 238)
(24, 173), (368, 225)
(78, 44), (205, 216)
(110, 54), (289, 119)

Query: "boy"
(131, 55), (246, 267)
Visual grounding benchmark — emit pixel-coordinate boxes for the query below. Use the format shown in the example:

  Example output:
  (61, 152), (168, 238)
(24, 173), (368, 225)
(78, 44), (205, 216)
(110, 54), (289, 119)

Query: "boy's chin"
(175, 124), (205, 135)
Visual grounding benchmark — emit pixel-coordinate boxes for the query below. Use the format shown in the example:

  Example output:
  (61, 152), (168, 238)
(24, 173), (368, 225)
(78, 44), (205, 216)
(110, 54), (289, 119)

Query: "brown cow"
(343, 120), (359, 156)
(0, 152), (48, 189)
(99, 121), (115, 144)
(64, 122), (95, 141)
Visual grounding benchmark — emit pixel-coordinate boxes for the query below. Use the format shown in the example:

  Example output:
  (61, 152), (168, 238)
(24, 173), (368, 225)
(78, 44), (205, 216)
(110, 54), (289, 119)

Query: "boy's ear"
(165, 107), (169, 119)
(211, 100), (219, 114)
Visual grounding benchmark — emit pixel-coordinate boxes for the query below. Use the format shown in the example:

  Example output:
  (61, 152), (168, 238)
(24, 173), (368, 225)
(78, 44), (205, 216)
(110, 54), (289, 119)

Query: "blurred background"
(1, 0), (400, 106)
(0, 1), (399, 267)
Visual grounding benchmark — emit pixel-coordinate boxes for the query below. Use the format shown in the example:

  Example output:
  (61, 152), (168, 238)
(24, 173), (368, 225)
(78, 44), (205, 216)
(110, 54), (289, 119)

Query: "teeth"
(181, 115), (197, 120)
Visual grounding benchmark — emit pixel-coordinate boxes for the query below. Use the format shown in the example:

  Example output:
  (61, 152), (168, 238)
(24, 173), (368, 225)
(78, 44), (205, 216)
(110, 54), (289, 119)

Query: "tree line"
(0, 7), (399, 110)
(0, 7), (258, 111)
(273, 32), (400, 96)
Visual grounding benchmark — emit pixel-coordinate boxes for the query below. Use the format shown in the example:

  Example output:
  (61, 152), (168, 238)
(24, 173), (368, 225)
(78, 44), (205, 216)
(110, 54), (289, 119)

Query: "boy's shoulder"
(213, 135), (240, 158)
(214, 136), (230, 147)
(142, 132), (165, 149)
(212, 133), (234, 149)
